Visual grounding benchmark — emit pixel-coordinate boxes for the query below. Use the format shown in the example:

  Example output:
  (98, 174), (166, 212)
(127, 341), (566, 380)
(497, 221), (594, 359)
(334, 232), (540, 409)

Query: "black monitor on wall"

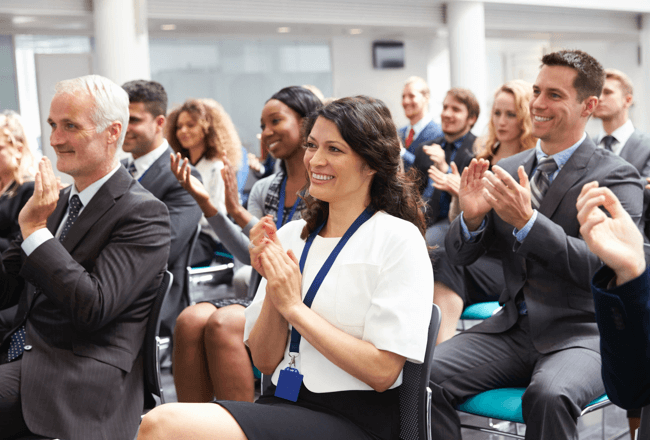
(373, 41), (404, 69)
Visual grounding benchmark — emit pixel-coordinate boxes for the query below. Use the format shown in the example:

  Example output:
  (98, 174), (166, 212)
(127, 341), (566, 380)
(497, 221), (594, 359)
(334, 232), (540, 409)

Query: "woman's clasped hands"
(249, 215), (303, 317)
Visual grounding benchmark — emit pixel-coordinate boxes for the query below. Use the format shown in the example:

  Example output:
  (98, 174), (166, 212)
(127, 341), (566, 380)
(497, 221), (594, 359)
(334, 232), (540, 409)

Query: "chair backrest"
(182, 224), (202, 306)
(399, 304), (441, 440)
(143, 270), (173, 409)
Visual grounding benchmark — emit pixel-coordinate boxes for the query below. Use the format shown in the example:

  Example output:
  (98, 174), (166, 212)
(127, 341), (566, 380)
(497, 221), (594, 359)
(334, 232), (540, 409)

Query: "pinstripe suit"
(0, 166), (170, 440)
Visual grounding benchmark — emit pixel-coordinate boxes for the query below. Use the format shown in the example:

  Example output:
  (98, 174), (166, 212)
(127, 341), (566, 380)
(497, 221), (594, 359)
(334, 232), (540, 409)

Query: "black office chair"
(143, 270), (173, 410)
(399, 304), (441, 440)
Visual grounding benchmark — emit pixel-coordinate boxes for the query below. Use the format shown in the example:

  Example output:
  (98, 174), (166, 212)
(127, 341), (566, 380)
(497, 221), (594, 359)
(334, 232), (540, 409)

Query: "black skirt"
(217, 384), (399, 440)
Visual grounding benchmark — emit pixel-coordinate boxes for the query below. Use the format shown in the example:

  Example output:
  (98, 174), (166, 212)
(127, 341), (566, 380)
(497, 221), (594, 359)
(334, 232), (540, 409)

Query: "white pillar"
(638, 14), (650, 133)
(447, 1), (488, 134)
(93, 0), (150, 85)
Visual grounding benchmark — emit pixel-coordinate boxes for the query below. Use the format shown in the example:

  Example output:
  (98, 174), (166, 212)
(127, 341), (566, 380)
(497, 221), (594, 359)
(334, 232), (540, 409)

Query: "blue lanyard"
(289, 205), (376, 353)
(276, 175), (301, 229)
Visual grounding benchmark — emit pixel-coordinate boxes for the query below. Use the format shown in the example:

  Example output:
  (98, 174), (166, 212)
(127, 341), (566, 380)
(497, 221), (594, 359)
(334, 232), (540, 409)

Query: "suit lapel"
(620, 130), (640, 162)
(138, 147), (171, 189)
(538, 138), (595, 218)
(47, 186), (72, 235)
(60, 167), (133, 253)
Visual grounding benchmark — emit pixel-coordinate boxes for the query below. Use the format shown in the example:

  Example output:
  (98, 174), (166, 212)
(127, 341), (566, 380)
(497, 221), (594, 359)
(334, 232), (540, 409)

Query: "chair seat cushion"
(456, 388), (608, 424)
(460, 301), (501, 320)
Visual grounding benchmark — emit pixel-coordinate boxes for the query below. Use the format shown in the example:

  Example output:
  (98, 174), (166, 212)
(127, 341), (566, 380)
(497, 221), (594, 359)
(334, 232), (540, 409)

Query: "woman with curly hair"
(140, 95), (432, 440)
(166, 98), (243, 265)
(170, 86), (322, 403)
(429, 79), (537, 344)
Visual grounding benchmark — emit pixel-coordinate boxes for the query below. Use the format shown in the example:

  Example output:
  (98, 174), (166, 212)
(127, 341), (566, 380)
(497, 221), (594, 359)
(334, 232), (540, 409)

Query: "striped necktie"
(530, 157), (558, 210)
(7, 195), (84, 362)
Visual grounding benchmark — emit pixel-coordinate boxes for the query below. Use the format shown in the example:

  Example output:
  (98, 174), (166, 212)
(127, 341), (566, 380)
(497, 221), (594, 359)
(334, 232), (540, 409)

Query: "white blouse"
(244, 211), (433, 393)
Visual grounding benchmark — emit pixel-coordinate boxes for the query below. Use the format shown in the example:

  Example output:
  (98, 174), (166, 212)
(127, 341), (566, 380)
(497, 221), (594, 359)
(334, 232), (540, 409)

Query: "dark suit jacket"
(592, 265), (650, 438)
(413, 132), (476, 226)
(619, 130), (650, 240)
(0, 166), (170, 440)
(122, 146), (202, 338)
(445, 137), (643, 353)
(399, 119), (443, 168)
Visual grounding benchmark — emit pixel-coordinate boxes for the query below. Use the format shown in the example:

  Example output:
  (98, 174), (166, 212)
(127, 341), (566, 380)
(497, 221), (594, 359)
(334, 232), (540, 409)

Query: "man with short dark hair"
(429, 50), (643, 440)
(593, 69), (650, 245)
(122, 79), (202, 342)
(412, 87), (479, 247)
(0, 75), (170, 439)
(399, 76), (442, 168)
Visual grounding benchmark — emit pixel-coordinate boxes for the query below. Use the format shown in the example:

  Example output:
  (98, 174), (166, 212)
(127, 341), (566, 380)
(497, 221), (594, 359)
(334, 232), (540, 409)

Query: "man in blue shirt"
(428, 50), (643, 440)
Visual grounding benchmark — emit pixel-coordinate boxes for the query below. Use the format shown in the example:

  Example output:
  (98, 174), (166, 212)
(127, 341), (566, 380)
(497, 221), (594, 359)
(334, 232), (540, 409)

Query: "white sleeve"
(362, 223), (433, 363)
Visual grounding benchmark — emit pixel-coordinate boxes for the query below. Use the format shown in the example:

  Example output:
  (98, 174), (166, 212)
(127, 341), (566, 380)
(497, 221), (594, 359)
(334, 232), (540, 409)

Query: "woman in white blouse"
(139, 96), (433, 440)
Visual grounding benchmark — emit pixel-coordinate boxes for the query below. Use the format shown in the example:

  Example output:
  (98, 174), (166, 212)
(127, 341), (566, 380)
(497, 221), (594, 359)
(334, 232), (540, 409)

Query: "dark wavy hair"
(268, 86), (322, 119)
(299, 96), (426, 239)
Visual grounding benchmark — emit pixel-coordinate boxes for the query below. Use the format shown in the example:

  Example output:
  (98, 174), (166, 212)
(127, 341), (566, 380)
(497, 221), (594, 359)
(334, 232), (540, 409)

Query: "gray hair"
(404, 76), (430, 100)
(55, 75), (129, 149)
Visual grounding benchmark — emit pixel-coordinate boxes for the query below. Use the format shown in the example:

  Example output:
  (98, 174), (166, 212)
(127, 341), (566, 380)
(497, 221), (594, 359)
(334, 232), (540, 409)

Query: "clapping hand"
(577, 181), (645, 286)
(458, 158), (491, 230)
(423, 143), (449, 173)
(481, 165), (533, 230)
(429, 162), (461, 197)
(221, 153), (242, 217)
(170, 152), (217, 217)
(19, 157), (60, 239)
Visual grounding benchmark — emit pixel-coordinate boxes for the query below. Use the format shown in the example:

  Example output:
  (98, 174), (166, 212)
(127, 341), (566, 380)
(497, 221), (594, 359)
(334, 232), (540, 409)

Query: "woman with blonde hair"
(0, 112), (36, 307)
(166, 98), (242, 265)
(429, 79), (537, 344)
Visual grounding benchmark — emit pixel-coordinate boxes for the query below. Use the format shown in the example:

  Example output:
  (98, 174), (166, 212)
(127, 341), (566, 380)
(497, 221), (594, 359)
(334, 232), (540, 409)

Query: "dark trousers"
(0, 359), (31, 438)
(428, 315), (604, 440)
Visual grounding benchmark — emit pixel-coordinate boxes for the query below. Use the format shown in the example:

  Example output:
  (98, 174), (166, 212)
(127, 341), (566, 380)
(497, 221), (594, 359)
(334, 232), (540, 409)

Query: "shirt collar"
(129, 139), (169, 178)
(534, 132), (586, 171)
(444, 132), (469, 150)
(597, 119), (634, 155)
(408, 113), (433, 139)
(69, 163), (121, 208)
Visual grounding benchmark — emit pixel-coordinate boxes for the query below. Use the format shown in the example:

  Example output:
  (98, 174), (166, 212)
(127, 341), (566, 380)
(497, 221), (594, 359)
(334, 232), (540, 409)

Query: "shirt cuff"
(21, 228), (54, 256)
(402, 150), (415, 167)
(513, 210), (538, 242)
(460, 212), (487, 242)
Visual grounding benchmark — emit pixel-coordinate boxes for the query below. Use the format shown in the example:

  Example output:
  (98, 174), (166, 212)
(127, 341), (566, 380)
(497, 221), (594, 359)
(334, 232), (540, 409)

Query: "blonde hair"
(166, 98), (242, 169)
(0, 112), (35, 194)
(605, 68), (633, 98)
(476, 80), (536, 161)
(404, 76), (430, 101)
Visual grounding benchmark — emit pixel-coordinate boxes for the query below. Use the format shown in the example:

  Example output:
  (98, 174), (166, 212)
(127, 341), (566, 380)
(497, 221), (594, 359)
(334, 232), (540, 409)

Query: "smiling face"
(176, 111), (207, 155)
(260, 99), (303, 160)
(303, 116), (375, 209)
(123, 102), (164, 159)
(593, 77), (631, 122)
(48, 91), (119, 191)
(402, 82), (428, 123)
(530, 65), (594, 153)
(492, 91), (522, 145)
(441, 95), (475, 142)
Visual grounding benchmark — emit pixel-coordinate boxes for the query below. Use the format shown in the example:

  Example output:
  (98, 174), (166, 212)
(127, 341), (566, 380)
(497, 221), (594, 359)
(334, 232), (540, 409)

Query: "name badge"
(275, 367), (303, 402)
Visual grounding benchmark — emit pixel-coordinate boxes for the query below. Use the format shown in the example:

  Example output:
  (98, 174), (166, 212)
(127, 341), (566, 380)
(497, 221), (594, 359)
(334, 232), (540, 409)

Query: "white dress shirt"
(127, 139), (169, 180)
(596, 119), (635, 156)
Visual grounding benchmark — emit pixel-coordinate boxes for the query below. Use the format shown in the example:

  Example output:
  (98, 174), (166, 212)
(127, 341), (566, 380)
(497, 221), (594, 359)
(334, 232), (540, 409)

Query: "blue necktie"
(7, 195), (83, 362)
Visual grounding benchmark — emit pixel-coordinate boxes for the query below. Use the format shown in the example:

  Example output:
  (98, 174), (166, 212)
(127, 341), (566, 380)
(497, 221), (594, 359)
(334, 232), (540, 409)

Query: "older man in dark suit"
(122, 80), (202, 343)
(0, 75), (170, 440)
(429, 50), (643, 440)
